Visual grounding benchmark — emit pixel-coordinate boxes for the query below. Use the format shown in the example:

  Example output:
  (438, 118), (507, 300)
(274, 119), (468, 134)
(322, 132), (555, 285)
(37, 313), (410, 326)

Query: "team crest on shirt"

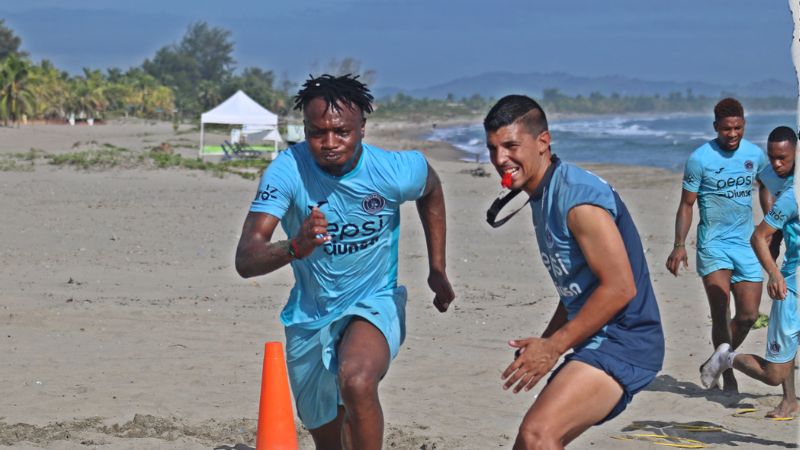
(770, 341), (781, 354)
(545, 227), (555, 249)
(744, 160), (754, 171)
(362, 193), (386, 214)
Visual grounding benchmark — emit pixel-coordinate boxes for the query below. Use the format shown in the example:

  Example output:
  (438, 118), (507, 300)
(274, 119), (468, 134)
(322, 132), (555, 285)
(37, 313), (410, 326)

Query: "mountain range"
(374, 71), (796, 100)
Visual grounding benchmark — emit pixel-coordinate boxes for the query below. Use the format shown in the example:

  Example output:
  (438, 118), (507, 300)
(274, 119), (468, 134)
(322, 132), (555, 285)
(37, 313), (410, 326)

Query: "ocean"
(427, 111), (796, 171)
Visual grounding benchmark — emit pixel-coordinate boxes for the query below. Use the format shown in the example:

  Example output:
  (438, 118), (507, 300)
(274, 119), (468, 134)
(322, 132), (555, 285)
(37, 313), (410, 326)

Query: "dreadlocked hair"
(293, 74), (374, 116)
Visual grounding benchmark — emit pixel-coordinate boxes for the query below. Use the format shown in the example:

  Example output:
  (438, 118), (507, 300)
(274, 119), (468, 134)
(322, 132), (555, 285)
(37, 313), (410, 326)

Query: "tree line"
(374, 88), (793, 120)
(0, 20), (293, 125)
(0, 17), (792, 127)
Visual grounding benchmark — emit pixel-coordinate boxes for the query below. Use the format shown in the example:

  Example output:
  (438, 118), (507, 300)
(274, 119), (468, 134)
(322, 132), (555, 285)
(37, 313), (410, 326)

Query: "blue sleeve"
(682, 152), (703, 193)
(765, 190), (798, 230)
(560, 179), (617, 220)
(249, 152), (297, 219)
(757, 147), (769, 173)
(390, 150), (429, 202)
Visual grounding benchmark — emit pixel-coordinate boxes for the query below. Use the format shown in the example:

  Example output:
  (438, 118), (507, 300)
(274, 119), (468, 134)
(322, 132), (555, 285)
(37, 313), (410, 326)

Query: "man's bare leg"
(308, 407), (345, 450)
(730, 281), (761, 349)
(337, 318), (390, 450)
(726, 280), (762, 393)
(512, 361), (623, 450)
(768, 362), (799, 418)
(732, 354), (793, 386)
(702, 270), (737, 392)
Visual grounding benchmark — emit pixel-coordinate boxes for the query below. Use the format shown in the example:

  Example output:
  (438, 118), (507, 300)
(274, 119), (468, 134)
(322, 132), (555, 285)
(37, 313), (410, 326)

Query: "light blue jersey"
(764, 188), (799, 293)
(531, 157), (664, 371)
(682, 138), (769, 248)
(249, 142), (428, 329)
(758, 165), (793, 198)
(762, 188), (799, 363)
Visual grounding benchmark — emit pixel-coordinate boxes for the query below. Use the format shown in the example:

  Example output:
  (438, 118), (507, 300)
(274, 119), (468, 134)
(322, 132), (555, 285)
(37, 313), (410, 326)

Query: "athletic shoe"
(700, 343), (731, 389)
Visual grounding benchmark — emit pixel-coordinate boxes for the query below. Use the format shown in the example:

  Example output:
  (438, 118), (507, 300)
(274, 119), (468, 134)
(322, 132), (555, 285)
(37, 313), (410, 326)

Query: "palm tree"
(0, 54), (35, 126)
(28, 60), (68, 120)
(69, 68), (108, 121)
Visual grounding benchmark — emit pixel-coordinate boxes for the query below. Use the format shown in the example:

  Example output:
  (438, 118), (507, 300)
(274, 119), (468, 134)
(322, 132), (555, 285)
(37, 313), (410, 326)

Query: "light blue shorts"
(765, 288), (799, 364)
(283, 287), (407, 429)
(696, 245), (763, 283)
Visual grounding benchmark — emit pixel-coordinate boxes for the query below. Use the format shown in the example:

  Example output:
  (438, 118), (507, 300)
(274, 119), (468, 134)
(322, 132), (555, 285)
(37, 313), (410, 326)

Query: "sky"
(0, 0), (796, 89)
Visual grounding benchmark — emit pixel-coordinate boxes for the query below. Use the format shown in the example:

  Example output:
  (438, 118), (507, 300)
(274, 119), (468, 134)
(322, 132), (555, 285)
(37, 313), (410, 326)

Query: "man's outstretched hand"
(502, 337), (562, 393)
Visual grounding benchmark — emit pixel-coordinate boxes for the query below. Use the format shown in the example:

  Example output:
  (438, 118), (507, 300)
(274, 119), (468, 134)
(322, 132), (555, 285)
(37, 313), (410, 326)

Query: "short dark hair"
(293, 74), (374, 116)
(483, 95), (548, 137)
(767, 126), (798, 146)
(714, 98), (744, 121)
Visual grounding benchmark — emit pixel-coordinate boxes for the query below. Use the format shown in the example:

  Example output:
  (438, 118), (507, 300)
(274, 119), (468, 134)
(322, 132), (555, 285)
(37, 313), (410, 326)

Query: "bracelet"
(673, 243), (685, 248)
(288, 238), (303, 260)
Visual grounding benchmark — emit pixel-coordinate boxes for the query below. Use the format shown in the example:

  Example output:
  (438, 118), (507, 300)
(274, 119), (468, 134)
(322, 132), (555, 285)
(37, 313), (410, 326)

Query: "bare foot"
(766, 399), (799, 419)
(722, 369), (738, 394)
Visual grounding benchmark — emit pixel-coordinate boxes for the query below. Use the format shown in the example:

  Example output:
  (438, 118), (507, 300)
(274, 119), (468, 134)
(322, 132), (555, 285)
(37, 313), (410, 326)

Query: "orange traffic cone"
(256, 342), (299, 450)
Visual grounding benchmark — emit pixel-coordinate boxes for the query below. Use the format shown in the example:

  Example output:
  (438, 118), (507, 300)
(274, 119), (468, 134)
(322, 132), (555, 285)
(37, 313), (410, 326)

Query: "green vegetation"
(10, 141), (272, 179)
(0, 158), (33, 171)
(752, 313), (769, 329)
(374, 89), (793, 120)
(373, 93), (488, 120)
(0, 20), (293, 125)
(538, 88), (793, 115)
(144, 150), (269, 179)
(0, 18), (793, 130)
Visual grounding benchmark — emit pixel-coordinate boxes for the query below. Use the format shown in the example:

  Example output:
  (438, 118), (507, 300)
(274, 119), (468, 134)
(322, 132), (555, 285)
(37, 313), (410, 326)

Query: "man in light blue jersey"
(235, 74), (455, 450)
(666, 98), (770, 393)
(702, 127), (798, 419)
(485, 95), (664, 449)
(758, 126), (796, 260)
(759, 127), (795, 202)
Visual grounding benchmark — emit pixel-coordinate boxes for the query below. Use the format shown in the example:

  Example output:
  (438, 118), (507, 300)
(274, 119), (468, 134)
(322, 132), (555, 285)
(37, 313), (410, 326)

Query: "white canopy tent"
(262, 128), (284, 151)
(199, 90), (278, 157)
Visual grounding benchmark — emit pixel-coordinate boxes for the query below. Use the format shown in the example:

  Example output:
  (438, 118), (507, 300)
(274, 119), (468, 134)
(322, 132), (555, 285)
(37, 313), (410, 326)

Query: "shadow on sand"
(645, 374), (778, 407)
(616, 420), (797, 449)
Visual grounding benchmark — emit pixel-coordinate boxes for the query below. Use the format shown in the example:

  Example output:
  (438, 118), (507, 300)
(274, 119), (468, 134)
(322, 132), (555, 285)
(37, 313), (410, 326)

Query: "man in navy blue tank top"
(485, 95), (664, 449)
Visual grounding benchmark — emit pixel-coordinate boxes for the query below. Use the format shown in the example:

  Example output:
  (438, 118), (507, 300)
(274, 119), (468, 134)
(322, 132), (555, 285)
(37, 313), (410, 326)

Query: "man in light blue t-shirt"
(666, 98), (770, 393)
(702, 127), (797, 419)
(485, 95), (664, 448)
(235, 74), (455, 449)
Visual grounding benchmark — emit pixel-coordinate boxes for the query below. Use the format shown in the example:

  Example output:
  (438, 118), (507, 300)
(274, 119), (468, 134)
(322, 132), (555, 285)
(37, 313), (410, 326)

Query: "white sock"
(724, 351), (737, 371)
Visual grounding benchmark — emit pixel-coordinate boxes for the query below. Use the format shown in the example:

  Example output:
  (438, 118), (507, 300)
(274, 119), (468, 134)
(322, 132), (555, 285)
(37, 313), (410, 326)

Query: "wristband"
(288, 239), (302, 259)
(673, 243), (685, 248)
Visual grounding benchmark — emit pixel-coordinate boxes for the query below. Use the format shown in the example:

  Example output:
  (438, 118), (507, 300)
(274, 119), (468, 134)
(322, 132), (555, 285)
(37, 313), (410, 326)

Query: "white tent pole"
(791, 1), (800, 211)
(790, 0), (799, 281)
(200, 122), (205, 160)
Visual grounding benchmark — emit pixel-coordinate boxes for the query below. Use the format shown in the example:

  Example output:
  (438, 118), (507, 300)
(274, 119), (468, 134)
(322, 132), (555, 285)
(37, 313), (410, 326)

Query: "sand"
(0, 120), (797, 449)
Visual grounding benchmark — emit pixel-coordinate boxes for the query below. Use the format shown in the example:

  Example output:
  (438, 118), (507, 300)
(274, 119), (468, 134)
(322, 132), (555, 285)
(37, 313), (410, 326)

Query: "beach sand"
(0, 120), (797, 449)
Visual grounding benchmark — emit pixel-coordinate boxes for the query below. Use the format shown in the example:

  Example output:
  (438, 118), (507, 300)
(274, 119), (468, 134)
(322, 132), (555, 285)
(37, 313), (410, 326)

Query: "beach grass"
(0, 142), (271, 179)
(200, 144), (277, 155)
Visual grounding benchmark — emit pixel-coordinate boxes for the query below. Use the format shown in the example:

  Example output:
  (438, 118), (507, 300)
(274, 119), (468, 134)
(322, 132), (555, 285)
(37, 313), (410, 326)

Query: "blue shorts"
(283, 287), (407, 429)
(765, 289), (800, 364)
(696, 245), (763, 283)
(548, 349), (657, 424)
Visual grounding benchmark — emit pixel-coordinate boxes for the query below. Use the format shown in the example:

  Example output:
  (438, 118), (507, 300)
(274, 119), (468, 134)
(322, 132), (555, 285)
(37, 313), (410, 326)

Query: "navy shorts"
(547, 349), (657, 424)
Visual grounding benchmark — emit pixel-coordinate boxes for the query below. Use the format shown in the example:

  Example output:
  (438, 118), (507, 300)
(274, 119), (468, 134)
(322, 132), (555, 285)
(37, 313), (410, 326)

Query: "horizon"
(0, 1), (796, 90)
